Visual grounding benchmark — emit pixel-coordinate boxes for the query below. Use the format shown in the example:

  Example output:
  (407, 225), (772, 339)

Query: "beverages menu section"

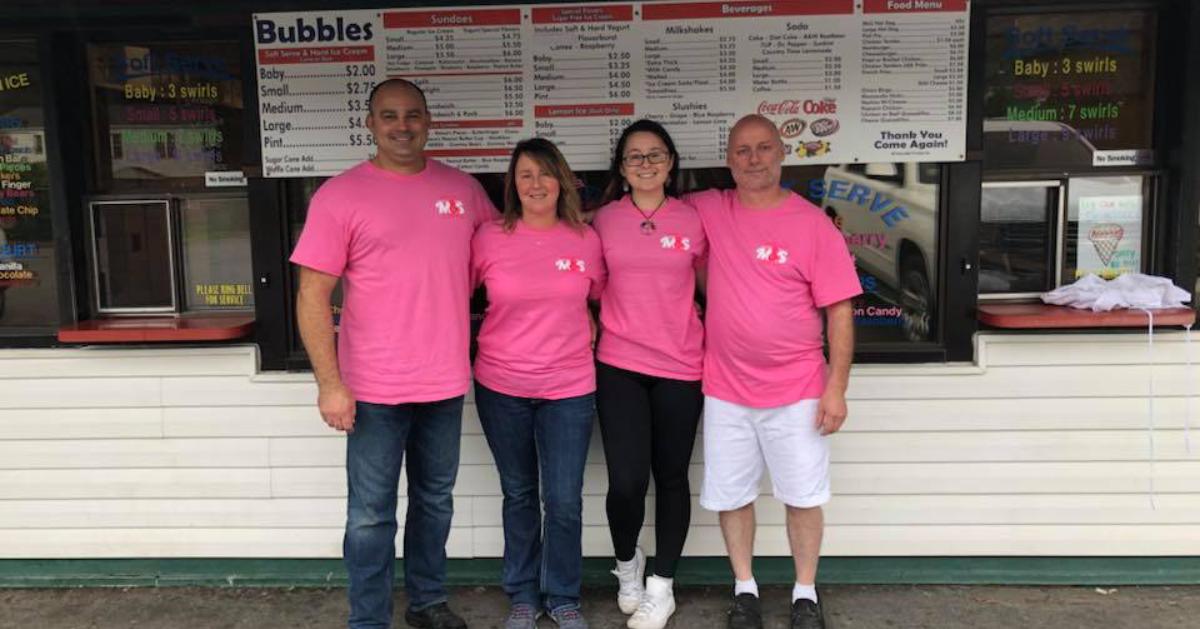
(254, 0), (969, 176)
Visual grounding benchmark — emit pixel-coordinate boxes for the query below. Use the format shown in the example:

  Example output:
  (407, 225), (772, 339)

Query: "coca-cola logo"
(757, 99), (803, 116)
(803, 99), (838, 114)
(779, 118), (806, 139)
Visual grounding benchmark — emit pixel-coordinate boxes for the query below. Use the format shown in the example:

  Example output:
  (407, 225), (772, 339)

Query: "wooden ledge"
(978, 303), (1196, 329)
(58, 315), (255, 343)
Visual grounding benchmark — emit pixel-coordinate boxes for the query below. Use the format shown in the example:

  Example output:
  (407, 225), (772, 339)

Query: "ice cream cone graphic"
(1088, 223), (1124, 266)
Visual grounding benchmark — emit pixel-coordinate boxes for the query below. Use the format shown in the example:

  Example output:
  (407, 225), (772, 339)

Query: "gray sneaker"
(548, 605), (589, 629)
(503, 603), (540, 629)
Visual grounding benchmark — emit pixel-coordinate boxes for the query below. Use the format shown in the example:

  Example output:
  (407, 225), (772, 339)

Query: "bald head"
(367, 78), (428, 114)
(727, 114), (782, 152)
(726, 114), (786, 196)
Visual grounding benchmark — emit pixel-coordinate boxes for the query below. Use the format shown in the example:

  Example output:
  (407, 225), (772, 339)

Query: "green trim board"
(3, 558), (1200, 588)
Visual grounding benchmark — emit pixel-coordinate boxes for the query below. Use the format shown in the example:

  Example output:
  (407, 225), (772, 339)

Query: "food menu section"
(254, 0), (969, 176)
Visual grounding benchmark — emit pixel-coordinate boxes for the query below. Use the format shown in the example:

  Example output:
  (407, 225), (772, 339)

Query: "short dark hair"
(601, 119), (681, 205)
(367, 78), (428, 113)
(502, 138), (585, 233)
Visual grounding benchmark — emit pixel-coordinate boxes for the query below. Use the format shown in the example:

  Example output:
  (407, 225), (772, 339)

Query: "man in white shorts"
(686, 115), (861, 629)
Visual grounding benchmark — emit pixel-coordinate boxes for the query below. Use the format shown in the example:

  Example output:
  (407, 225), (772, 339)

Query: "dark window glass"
(87, 42), (243, 192)
(180, 195), (253, 311)
(90, 200), (174, 312)
(979, 185), (1058, 294)
(0, 40), (59, 329)
(983, 11), (1157, 170)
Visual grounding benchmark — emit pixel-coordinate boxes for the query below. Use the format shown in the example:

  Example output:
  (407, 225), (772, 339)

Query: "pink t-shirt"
(592, 196), (706, 380)
(290, 159), (495, 404)
(688, 188), (862, 408)
(472, 220), (606, 399)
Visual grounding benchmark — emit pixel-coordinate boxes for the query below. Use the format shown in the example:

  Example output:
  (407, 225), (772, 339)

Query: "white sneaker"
(627, 575), (676, 629)
(611, 547), (645, 614)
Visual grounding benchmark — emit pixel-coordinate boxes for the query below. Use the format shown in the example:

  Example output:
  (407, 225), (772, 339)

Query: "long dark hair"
(502, 138), (585, 233)
(601, 119), (682, 206)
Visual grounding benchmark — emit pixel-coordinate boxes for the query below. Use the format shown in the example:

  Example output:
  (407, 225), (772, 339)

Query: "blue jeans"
(344, 397), (464, 629)
(474, 383), (595, 613)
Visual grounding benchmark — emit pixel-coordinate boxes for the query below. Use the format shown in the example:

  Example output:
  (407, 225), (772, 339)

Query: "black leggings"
(596, 361), (703, 578)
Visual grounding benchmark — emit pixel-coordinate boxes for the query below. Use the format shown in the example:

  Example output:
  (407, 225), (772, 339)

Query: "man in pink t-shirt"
(689, 116), (861, 629)
(291, 79), (492, 629)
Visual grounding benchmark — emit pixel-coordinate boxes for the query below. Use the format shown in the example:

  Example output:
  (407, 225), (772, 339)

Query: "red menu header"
(643, 0), (854, 21)
(863, 0), (968, 13)
(383, 9), (523, 28)
(532, 4), (634, 23)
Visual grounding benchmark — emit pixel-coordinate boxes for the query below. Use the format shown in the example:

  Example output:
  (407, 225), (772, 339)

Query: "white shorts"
(699, 395), (830, 511)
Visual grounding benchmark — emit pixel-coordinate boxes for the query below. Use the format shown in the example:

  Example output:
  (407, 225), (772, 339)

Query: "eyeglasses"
(621, 151), (670, 166)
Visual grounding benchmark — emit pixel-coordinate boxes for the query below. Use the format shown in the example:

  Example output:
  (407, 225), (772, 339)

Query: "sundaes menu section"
(385, 8), (526, 171)
(254, 1), (970, 176)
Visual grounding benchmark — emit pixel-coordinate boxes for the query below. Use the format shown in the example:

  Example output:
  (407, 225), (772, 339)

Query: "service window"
(0, 40), (60, 331)
(84, 40), (252, 315)
(981, 9), (1160, 299)
(90, 199), (175, 313)
(979, 182), (1061, 297)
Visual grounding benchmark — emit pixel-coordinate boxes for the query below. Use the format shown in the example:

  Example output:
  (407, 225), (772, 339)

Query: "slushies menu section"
(254, 1), (969, 176)
(984, 11), (1157, 169)
(0, 42), (57, 327)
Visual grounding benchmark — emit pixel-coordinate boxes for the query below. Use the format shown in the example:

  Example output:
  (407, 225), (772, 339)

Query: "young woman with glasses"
(591, 119), (707, 629)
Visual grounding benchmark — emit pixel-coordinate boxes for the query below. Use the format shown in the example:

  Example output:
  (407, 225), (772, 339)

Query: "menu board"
(254, 0), (969, 176)
(983, 10), (1157, 170)
(0, 41), (58, 327)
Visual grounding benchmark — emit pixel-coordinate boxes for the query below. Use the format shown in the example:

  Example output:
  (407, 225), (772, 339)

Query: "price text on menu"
(254, 0), (969, 176)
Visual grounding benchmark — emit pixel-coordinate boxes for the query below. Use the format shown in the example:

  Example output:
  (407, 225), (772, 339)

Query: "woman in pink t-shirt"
(591, 120), (706, 629)
(471, 138), (604, 629)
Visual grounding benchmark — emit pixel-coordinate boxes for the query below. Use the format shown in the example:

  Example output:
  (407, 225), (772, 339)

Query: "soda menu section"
(254, 1), (969, 176)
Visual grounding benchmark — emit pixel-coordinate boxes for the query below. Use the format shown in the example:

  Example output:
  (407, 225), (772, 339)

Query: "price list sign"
(528, 4), (640, 170)
(254, 11), (382, 176)
(254, 1), (969, 176)
(384, 8), (526, 171)
(858, 0), (968, 160)
(640, 0), (856, 166)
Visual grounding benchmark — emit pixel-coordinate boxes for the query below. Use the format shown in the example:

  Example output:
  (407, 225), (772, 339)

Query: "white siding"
(0, 335), (1198, 558)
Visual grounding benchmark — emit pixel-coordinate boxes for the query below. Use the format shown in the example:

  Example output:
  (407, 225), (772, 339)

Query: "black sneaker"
(727, 593), (763, 629)
(790, 598), (826, 629)
(406, 602), (468, 629)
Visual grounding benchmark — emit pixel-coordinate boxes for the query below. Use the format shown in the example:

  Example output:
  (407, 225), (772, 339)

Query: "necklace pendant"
(640, 220), (655, 234)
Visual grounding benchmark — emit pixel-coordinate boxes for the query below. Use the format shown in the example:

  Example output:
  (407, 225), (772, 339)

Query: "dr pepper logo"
(810, 118), (840, 137)
(757, 99), (837, 116)
(779, 118), (806, 139)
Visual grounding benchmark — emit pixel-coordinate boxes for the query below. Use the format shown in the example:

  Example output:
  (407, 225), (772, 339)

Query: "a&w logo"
(659, 235), (691, 251)
(755, 244), (789, 264)
(555, 258), (587, 273)
(435, 199), (465, 216)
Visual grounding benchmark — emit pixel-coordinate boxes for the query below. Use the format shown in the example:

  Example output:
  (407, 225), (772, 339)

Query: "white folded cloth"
(1041, 273), (1191, 312)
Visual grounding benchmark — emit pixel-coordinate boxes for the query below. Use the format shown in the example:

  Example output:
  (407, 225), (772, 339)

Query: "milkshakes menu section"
(254, 1), (969, 176)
